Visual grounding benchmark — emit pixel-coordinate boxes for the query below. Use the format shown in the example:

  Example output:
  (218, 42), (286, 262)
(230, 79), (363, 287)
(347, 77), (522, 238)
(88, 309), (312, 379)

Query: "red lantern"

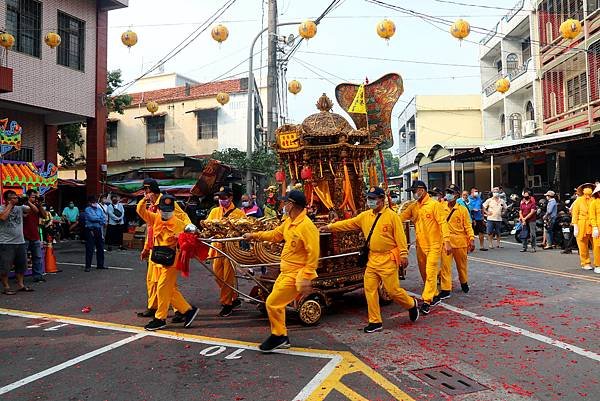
(275, 170), (286, 183)
(300, 166), (313, 180)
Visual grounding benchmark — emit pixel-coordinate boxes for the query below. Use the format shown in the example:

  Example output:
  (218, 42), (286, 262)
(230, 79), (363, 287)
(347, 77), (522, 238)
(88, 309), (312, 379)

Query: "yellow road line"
(0, 307), (415, 401)
(469, 256), (600, 283)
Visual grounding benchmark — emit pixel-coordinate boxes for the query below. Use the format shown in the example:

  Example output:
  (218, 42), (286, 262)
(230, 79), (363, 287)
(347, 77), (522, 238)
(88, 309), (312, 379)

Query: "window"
(522, 39), (531, 61)
(5, 0), (41, 58)
(57, 11), (85, 71)
(550, 92), (558, 116)
(509, 113), (522, 136)
(506, 53), (519, 73)
(146, 116), (165, 144)
(566, 72), (587, 109)
(500, 114), (506, 136)
(4, 146), (33, 162)
(107, 121), (118, 148)
(495, 59), (503, 73)
(526, 101), (535, 121)
(546, 21), (553, 44)
(588, 0), (600, 14)
(196, 109), (218, 140)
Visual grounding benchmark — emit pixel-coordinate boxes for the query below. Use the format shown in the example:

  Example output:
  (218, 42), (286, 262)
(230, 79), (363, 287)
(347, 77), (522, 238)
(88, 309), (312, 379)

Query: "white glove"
(573, 225), (579, 238)
(594, 227), (599, 239)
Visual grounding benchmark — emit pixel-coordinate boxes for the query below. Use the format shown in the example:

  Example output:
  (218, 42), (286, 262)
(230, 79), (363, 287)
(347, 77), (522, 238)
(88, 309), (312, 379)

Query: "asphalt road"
(0, 238), (598, 401)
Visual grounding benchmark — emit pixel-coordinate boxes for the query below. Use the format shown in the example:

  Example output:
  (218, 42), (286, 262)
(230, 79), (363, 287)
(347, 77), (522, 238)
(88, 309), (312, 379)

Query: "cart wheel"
(378, 283), (393, 306)
(298, 299), (322, 326)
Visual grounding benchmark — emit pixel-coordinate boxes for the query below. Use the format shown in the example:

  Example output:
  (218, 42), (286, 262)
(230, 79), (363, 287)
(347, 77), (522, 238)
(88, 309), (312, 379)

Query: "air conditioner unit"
(523, 120), (536, 137)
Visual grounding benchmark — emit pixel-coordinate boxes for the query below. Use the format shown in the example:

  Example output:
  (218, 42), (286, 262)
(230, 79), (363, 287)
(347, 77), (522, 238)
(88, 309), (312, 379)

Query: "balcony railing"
(507, 58), (532, 81)
(480, 0), (526, 45)
(483, 73), (502, 96)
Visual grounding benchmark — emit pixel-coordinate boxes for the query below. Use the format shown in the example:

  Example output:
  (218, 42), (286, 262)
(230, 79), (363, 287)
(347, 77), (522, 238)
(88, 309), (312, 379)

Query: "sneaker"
(561, 250), (572, 254)
(171, 311), (185, 323)
(594, 267), (600, 274)
(218, 305), (233, 317)
(259, 334), (290, 353)
(136, 308), (156, 318)
(232, 298), (242, 309)
(408, 298), (419, 322)
(144, 318), (167, 331)
(461, 282), (470, 293)
(183, 307), (199, 328)
(33, 276), (46, 283)
(480, 248), (488, 251)
(438, 290), (451, 300)
(363, 323), (383, 333)
(582, 265), (593, 270)
(84, 267), (91, 272)
(420, 303), (431, 315)
(431, 296), (441, 307)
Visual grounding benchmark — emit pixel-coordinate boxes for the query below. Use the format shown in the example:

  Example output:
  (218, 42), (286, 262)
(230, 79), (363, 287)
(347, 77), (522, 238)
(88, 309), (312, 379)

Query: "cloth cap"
(366, 186), (386, 198)
(215, 186), (233, 197)
(593, 184), (600, 196)
(158, 194), (176, 212)
(279, 190), (307, 208)
(446, 184), (461, 194)
(544, 190), (556, 197)
(406, 180), (427, 192)
(429, 186), (443, 196)
(143, 178), (161, 194)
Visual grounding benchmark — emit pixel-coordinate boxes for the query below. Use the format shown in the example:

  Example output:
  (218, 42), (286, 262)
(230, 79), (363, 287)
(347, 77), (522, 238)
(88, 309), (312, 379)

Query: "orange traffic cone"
(44, 239), (60, 273)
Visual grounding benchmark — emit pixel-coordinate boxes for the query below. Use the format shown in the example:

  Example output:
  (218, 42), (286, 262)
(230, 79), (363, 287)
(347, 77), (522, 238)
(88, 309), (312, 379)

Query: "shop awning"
(134, 111), (168, 119)
(185, 106), (219, 114)
(453, 128), (593, 162)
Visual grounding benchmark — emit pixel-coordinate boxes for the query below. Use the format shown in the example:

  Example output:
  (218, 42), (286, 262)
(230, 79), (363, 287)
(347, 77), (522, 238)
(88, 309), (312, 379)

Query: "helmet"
(510, 194), (519, 201)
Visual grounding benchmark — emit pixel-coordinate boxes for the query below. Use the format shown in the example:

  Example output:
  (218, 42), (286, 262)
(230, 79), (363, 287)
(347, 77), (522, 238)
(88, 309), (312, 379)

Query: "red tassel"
(176, 232), (209, 277)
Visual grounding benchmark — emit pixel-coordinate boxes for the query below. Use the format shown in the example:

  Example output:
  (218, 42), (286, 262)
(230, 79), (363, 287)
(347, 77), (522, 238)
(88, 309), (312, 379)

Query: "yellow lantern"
(216, 92), (230, 105)
(376, 19), (396, 41)
(0, 32), (15, 49)
(288, 80), (302, 95)
(146, 101), (159, 115)
(121, 30), (138, 48)
(559, 18), (582, 40)
(211, 24), (229, 43)
(298, 20), (317, 40)
(495, 78), (510, 94)
(450, 19), (470, 41)
(44, 32), (61, 49)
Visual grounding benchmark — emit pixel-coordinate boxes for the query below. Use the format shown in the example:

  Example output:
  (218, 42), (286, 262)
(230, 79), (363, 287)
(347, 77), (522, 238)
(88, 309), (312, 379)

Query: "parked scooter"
(503, 194), (521, 234)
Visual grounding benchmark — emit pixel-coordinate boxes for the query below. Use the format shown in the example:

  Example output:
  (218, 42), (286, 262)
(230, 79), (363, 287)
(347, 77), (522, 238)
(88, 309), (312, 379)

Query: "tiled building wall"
(0, 0), (97, 118)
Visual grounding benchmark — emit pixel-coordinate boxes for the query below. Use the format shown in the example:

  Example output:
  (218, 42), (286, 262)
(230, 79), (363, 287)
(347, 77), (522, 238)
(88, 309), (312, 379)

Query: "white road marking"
(26, 320), (52, 328)
(0, 333), (146, 395)
(406, 291), (600, 363)
(499, 240), (522, 247)
(57, 262), (134, 271)
(0, 309), (341, 401)
(43, 323), (69, 331)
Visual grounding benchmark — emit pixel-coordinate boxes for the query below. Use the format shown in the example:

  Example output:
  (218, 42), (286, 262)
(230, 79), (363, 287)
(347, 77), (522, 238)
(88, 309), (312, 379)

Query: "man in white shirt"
(483, 187), (507, 249)
(106, 195), (126, 251)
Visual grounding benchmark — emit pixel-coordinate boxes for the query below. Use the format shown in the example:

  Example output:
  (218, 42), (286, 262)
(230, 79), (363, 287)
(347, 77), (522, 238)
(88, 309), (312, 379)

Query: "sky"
(107, 0), (523, 153)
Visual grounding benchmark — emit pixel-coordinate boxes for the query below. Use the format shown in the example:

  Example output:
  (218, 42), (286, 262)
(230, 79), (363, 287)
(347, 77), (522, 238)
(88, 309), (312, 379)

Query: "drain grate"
(410, 365), (489, 395)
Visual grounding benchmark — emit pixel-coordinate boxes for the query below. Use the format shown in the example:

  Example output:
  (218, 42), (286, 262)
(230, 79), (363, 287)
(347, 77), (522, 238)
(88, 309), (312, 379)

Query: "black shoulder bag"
(150, 236), (176, 267)
(446, 207), (457, 222)
(358, 213), (382, 268)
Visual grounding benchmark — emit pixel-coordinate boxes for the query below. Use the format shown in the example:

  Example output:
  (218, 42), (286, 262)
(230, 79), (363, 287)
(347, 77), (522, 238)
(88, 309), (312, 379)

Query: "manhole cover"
(410, 365), (489, 395)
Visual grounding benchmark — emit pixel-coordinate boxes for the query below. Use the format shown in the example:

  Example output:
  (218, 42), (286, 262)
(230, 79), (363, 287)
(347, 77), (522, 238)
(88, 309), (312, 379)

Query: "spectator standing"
(22, 189), (48, 282)
(498, 186), (507, 202)
(483, 187), (507, 249)
(0, 190), (33, 294)
(84, 195), (106, 272)
(241, 194), (263, 218)
(106, 195), (126, 251)
(99, 194), (110, 239)
(519, 189), (538, 253)
(62, 201), (80, 239)
(543, 190), (558, 250)
(468, 187), (487, 251)
(458, 191), (470, 208)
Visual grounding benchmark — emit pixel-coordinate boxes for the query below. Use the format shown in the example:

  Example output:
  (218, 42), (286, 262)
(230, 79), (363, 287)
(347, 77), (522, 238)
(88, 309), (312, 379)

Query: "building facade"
(0, 0), (128, 196)
(397, 95), (488, 200)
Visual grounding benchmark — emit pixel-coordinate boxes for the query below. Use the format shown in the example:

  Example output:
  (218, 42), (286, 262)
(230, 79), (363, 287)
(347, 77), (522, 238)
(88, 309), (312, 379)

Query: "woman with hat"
(588, 184), (600, 273)
(243, 190), (320, 352)
(571, 183), (595, 270)
(207, 186), (246, 317)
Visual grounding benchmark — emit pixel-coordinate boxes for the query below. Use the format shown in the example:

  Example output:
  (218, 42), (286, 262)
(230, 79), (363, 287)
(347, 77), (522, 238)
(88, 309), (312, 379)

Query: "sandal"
(2, 288), (16, 295)
(17, 286), (34, 292)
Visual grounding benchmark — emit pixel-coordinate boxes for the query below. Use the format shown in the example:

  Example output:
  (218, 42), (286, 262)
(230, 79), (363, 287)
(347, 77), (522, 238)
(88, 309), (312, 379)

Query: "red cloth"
(176, 232), (209, 277)
(520, 198), (537, 222)
(23, 210), (40, 241)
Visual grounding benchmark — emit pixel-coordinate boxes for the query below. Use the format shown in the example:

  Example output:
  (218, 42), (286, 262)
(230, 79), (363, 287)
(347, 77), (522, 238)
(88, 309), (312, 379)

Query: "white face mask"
(445, 193), (455, 202)
(413, 191), (422, 201)
(366, 199), (378, 209)
(160, 211), (174, 220)
(241, 201), (250, 208)
(91, 203), (98, 208)
(492, 192), (499, 198)
(473, 191), (479, 198)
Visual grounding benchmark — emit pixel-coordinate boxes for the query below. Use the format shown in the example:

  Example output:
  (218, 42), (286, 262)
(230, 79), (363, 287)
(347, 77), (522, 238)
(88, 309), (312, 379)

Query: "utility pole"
(266, 0), (278, 145)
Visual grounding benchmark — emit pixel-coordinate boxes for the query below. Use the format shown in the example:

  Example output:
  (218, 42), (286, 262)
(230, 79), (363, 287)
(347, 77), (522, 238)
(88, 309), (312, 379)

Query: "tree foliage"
(57, 123), (85, 167)
(211, 148), (278, 178)
(106, 70), (132, 115)
(375, 150), (400, 179)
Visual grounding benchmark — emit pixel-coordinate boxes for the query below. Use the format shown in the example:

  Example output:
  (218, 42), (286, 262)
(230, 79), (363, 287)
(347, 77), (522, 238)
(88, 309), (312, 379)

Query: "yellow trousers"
(576, 234), (592, 266)
(594, 237), (600, 267)
(416, 244), (427, 283)
(146, 260), (158, 309)
(364, 259), (414, 324)
(266, 271), (301, 336)
(213, 257), (238, 306)
(440, 247), (468, 291)
(421, 246), (441, 304)
(155, 266), (191, 320)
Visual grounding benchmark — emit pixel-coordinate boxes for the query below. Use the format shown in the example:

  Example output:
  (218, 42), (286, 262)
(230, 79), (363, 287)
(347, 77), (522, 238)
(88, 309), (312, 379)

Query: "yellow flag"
(348, 84), (367, 114)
